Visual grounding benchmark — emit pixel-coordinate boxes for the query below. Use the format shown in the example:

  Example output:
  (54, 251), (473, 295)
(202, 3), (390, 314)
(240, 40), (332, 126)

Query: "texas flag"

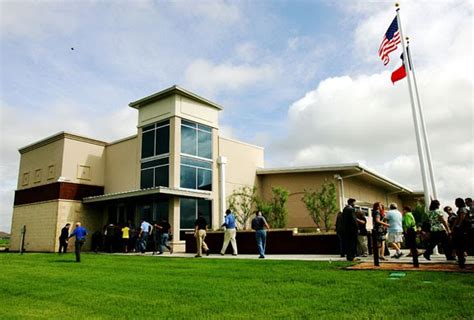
(391, 49), (411, 84)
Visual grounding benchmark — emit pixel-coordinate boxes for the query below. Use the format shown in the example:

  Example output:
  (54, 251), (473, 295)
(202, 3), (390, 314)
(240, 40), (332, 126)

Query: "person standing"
(251, 210), (270, 259)
(465, 197), (474, 255)
(423, 200), (455, 261)
(372, 202), (390, 261)
(121, 224), (130, 253)
(453, 198), (470, 268)
(335, 211), (345, 257)
(155, 219), (173, 254)
(356, 210), (368, 257)
(58, 223), (71, 254)
(341, 198), (359, 262)
(402, 206), (420, 257)
(194, 214), (210, 257)
(220, 209), (238, 256)
(385, 203), (404, 258)
(138, 219), (152, 253)
(68, 222), (87, 263)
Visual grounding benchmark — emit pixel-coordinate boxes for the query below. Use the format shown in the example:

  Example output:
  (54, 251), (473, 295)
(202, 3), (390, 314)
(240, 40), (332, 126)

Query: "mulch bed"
(347, 262), (473, 273)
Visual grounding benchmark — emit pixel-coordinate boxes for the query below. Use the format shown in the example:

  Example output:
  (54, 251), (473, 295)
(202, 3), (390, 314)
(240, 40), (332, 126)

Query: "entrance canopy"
(83, 186), (212, 203)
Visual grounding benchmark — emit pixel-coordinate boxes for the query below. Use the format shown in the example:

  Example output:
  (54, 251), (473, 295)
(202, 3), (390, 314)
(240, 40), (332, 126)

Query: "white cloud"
(273, 1), (474, 207)
(184, 59), (276, 96)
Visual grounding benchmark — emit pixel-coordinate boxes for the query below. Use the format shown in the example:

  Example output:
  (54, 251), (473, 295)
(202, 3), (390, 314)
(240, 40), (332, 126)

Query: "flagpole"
(395, 4), (431, 210)
(406, 38), (438, 199)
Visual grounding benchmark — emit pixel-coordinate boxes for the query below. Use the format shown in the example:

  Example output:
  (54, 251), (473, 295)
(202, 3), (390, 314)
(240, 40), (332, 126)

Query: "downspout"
(335, 169), (365, 209)
(217, 156), (227, 226)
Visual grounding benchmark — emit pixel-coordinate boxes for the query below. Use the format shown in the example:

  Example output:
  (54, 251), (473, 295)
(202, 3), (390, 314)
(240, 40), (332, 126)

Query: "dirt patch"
(347, 262), (473, 273)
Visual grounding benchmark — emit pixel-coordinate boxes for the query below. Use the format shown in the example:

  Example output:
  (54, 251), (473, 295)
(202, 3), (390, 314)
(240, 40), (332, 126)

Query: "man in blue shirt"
(220, 209), (238, 256)
(68, 222), (87, 262)
(138, 219), (152, 253)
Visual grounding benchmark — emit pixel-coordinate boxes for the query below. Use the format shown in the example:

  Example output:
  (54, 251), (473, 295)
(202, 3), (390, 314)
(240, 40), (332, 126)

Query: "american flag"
(378, 16), (401, 65)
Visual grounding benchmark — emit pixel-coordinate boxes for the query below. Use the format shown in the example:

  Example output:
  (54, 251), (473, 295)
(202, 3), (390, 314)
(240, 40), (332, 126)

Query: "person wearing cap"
(58, 223), (71, 254)
(68, 222), (87, 262)
(341, 198), (359, 262)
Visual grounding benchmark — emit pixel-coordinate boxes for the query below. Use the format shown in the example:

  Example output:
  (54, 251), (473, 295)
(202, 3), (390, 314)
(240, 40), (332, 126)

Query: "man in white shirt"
(385, 203), (404, 258)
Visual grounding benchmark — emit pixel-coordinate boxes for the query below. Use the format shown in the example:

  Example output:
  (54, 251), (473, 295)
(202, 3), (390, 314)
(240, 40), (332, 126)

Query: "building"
(10, 85), (422, 252)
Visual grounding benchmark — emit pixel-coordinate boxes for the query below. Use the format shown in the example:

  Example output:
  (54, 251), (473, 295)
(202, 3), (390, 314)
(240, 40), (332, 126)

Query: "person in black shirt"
(194, 214), (210, 257)
(341, 198), (359, 261)
(58, 223), (71, 254)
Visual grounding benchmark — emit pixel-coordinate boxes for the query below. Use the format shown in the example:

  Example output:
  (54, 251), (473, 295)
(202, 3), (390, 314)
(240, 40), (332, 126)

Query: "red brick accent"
(14, 182), (104, 206)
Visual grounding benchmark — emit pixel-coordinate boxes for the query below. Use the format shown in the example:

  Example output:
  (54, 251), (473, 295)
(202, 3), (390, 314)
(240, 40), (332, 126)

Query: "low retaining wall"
(185, 230), (342, 254)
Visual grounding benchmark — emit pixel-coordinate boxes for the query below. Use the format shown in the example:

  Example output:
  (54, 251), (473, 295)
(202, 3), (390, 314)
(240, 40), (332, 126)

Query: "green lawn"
(1, 253), (473, 319)
(0, 238), (10, 247)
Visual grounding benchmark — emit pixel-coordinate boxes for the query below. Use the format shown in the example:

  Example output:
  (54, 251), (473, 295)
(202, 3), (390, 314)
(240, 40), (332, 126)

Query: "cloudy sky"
(0, 0), (472, 233)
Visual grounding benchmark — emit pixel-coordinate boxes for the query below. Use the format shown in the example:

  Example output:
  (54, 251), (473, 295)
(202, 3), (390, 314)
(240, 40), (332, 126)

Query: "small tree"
(268, 186), (289, 228)
(227, 186), (257, 230)
(302, 181), (338, 231)
(302, 189), (321, 229)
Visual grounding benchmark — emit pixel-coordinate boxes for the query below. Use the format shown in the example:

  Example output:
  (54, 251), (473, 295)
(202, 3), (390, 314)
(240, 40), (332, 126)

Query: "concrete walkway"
(114, 251), (474, 265)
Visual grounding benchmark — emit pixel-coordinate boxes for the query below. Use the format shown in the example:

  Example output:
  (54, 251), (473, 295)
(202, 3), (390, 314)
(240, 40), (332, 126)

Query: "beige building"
(10, 85), (422, 252)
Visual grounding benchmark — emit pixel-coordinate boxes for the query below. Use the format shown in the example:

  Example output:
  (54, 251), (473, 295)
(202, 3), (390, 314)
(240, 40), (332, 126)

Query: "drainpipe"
(217, 156), (227, 226)
(335, 169), (365, 209)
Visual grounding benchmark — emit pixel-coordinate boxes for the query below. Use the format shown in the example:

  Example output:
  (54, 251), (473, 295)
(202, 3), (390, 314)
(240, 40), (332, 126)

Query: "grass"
(0, 238), (10, 247)
(1, 253), (473, 319)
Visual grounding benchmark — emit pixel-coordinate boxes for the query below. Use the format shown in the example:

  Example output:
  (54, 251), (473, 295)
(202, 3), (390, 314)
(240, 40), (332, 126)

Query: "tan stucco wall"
(138, 96), (174, 128)
(17, 139), (64, 190)
(137, 94), (219, 129)
(218, 136), (264, 205)
(56, 200), (105, 251)
(104, 136), (139, 193)
(10, 200), (105, 252)
(177, 95), (218, 128)
(10, 201), (59, 252)
(61, 138), (106, 186)
(258, 172), (407, 229)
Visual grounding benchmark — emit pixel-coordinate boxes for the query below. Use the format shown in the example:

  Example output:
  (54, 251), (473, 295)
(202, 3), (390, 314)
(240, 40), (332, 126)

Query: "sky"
(0, 0), (472, 233)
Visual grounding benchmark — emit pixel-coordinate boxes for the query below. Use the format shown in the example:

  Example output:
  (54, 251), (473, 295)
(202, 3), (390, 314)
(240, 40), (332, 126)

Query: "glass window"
(154, 166), (169, 188)
(141, 158), (168, 169)
(198, 199), (212, 226)
(198, 130), (212, 159)
(140, 169), (154, 189)
(180, 165), (196, 189)
(140, 157), (169, 189)
(181, 156), (212, 169)
(180, 198), (196, 230)
(141, 120), (169, 159)
(141, 131), (155, 158)
(181, 119), (212, 159)
(179, 198), (212, 240)
(155, 126), (169, 155)
(197, 169), (212, 191)
(181, 125), (196, 155)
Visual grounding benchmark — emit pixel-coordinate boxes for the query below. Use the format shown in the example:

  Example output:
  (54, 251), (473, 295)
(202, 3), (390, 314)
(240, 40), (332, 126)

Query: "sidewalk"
(115, 251), (474, 265)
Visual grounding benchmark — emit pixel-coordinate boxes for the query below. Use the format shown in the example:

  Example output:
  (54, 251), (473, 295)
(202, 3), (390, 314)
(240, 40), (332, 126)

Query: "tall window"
(180, 120), (212, 190)
(179, 198), (212, 240)
(141, 120), (170, 188)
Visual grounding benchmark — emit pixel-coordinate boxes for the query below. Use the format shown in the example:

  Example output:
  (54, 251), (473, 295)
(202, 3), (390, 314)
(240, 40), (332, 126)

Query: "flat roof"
(83, 186), (212, 203)
(129, 85), (223, 110)
(19, 132), (107, 154)
(257, 163), (414, 193)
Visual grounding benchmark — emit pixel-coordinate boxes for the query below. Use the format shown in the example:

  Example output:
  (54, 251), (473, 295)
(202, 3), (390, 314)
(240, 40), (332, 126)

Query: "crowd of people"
(59, 218), (174, 261)
(337, 197), (473, 268)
